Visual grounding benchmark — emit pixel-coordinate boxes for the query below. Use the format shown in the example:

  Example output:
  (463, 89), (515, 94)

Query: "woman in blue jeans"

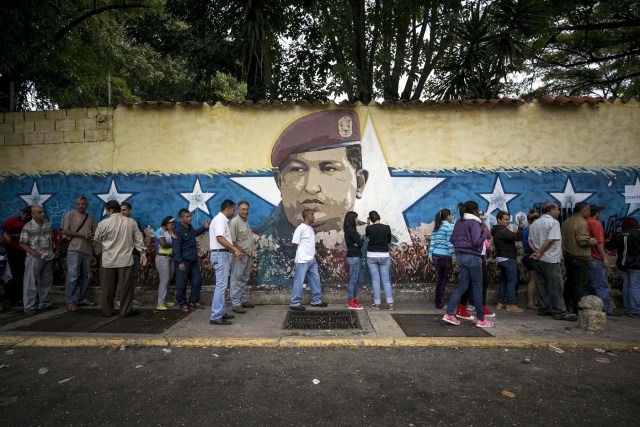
(344, 211), (364, 310)
(492, 210), (524, 313)
(443, 201), (494, 328)
(366, 211), (394, 310)
(428, 208), (455, 309)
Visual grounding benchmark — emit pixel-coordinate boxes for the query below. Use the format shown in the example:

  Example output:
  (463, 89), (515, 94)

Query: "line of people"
(1, 197), (639, 324)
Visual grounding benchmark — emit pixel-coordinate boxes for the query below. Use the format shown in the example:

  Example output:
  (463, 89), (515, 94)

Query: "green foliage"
(2, 0), (638, 110)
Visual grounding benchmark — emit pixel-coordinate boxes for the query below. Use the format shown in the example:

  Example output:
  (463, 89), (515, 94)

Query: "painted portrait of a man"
(256, 109), (368, 241)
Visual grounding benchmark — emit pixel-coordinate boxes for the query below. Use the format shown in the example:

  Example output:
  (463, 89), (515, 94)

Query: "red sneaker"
(482, 306), (496, 317)
(455, 304), (475, 320)
(347, 299), (364, 310)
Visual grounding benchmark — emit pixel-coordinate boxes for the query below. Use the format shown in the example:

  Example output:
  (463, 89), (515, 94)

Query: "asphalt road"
(0, 346), (638, 426)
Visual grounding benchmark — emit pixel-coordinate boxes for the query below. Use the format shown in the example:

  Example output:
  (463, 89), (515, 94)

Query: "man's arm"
(216, 235), (242, 257)
(531, 239), (557, 260)
(19, 227), (40, 259)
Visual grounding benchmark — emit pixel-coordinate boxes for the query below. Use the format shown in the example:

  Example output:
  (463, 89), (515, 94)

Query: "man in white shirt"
(290, 209), (326, 311)
(209, 200), (243, 325)
(94, 200), (147, 317)
(528, 202), (576, 321)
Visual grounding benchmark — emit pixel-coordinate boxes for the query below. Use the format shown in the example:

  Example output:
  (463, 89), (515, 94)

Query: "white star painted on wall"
(180, 178), (215, 215)
(622, 176), (640, 215)
(479, 176), (518, 215)
(353, 119), (445, 242)
(97, 179), (133, 215)
(19, 182), (52, 206)
(550, 178), (592, 208)
(230, 176), (280, 207)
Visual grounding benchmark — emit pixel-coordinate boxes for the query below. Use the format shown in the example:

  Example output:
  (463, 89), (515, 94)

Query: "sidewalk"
(1, 299), (639, 350)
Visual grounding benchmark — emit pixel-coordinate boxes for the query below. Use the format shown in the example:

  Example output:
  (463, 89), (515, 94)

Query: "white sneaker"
(113, 301), (121, 310)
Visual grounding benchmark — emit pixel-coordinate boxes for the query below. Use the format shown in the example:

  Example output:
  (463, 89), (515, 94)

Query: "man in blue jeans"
(290, 209), (327, 311)
(173, 208), (209, 313)
(587, 204), (619, 316)
(61, 196), (97, 312)
(209, 200), (244, 325)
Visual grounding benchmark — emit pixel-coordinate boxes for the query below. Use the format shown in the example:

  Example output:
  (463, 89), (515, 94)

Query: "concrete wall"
(1, 101), (639, 290)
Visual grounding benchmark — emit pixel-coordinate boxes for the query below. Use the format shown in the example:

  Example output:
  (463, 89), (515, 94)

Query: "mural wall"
(1, 101), (639, 289)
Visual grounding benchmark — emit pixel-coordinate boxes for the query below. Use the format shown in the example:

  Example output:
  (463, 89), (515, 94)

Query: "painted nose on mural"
(303, 168), (322, 195)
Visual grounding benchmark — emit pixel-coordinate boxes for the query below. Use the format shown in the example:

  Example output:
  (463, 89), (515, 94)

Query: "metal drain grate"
(283, 310), (362, 330)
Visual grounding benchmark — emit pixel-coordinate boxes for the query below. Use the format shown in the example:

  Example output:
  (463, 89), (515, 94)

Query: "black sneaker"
(606, 311), (622, 317)
(290, 305), (305, 311)
(232, 306), (247, 314)
(210, 319), (232, 326)
(310, 301), (328, 307)
(222, 313), (235, 320)
(553, 313), (577, 321)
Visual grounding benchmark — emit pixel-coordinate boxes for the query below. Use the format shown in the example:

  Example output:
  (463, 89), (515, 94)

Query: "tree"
(528, 0), (640, 97)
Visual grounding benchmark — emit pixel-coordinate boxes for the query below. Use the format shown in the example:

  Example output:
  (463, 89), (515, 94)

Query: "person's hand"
(140, 253), (147, 267)
(233, 248), (244, 258)
(32, 251), (42, 259)
(178, 262), (185, 272)
(589, 237), (598, 246)
(83, 231), (94, 240)
(203, 219), (210, 229)
(451, 259), (456, 267)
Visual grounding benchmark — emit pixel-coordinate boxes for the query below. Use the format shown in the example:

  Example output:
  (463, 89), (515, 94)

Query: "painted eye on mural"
(320, 162), (344, 173)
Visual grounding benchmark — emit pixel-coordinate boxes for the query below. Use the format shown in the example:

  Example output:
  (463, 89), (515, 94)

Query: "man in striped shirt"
(19, 205), (54, 315)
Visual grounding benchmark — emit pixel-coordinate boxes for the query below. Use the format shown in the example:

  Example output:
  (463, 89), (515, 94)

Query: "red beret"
(271, 110), (361, 167)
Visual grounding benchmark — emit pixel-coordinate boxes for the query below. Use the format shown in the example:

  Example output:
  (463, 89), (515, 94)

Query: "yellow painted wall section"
(370, 101), (640, 171)
(1, 101), (639, 176)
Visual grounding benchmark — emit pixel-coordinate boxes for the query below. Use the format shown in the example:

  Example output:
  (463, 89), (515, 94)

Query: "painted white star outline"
(180, 178), (215, 215)
(622, 176), (640, 216)
(97, 179), (133, 215)
(479, 176), (518, 215)
(231, 117), (445, 243)
(550, 178), (592, 208)
(19, 181), (52, 206)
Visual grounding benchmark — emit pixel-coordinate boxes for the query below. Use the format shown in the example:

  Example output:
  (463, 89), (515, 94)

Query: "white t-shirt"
(292, 223), (315, 263)
(210, 212), (232, 250)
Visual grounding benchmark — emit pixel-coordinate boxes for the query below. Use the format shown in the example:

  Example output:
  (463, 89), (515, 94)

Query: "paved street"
(0, 346), (638, 426)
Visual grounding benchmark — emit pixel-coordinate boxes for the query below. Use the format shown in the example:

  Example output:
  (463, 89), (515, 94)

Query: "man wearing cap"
(586, 204), (618, 316)
(561, 202), (599, 314)
(255, 109), (369, 240)
(94, 200), (147, 317)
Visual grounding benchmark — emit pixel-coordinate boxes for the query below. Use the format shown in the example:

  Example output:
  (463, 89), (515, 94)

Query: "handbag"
(60, 214), (89, 257)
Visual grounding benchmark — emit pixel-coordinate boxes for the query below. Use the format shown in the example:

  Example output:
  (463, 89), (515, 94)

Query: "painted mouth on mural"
(301, 199), (325, 206)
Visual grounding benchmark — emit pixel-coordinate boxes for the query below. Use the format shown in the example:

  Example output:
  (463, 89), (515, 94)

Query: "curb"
(0, 334), (638, 351)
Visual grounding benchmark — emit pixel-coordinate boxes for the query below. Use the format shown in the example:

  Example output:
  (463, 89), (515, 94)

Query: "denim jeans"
(433, 255), (452, 308)
(497, 258), (518, 305)
(446, 253), (484, 321)
(174, 259), (202, 306)
(210, 251), (231, 321)
(587, 259), (612, 313)
(346, 256), (364, 300)
(367, 256), (393, 305)
(155, 255), (174, 306)
(230, 255), (252, 307)
(64, 251), (92, 305)
(290, 258), (322, 307)
(23, 255), (53, 311)
(620, 269), (640, 315)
